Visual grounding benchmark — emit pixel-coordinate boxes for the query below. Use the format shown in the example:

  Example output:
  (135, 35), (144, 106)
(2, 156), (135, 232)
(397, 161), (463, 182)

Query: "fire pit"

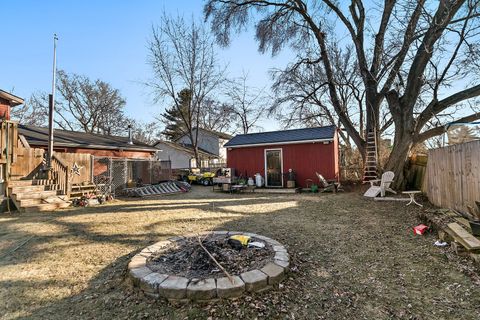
(128, 231), (289, 301)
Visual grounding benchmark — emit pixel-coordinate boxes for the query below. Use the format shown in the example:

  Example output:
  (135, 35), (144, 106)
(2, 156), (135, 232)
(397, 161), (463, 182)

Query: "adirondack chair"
(363, 171), (396, 198)
(315, 172), (341, 192)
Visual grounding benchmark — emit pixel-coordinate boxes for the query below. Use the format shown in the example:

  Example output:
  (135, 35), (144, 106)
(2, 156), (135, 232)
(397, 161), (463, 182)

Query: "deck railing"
(52, 154), (71, 198)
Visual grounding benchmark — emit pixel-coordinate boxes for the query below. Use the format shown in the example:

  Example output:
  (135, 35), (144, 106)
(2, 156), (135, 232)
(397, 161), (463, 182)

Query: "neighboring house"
(225, 125), (339, 188)
(175, 128), (232, 163)
(0, 89), (24, 120)
(18, 124), (158, 159)
(0, 90), (24, 205)
(155, 128), (232, 169)
(153, 140), (218, 169)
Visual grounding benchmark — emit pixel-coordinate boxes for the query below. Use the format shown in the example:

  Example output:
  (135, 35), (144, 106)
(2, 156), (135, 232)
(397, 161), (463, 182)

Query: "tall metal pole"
(47, 34), (58, 169)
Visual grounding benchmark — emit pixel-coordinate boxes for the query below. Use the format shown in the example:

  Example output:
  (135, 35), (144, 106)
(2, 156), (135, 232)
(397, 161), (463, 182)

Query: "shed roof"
(224, 125), (336, 147)
(19, 124), (159, 152)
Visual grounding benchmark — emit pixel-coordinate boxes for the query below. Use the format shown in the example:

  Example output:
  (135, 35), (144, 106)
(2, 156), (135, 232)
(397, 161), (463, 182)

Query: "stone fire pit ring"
(128, 231), (290, 301)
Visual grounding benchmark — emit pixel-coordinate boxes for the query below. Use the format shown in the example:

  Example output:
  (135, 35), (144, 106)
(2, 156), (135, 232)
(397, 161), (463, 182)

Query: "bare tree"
(55, 70), (129, 134)
(10, 93), (48, 126)
(131, 120), (162, 144)
(148, 14), (225, 164)
(198, 98), (234, 133)
(205, 0), (480, 188)
(226, 72), (268, 134)
(23, 70), (130, 135)
(270, 45), (365, 149)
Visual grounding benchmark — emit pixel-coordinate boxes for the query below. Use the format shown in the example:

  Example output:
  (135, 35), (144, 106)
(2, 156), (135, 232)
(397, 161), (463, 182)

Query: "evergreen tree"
(161, 89), (191, 141)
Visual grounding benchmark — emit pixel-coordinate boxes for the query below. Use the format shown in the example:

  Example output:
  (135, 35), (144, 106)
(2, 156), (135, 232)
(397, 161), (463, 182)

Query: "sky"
(0, 0), (294, 131)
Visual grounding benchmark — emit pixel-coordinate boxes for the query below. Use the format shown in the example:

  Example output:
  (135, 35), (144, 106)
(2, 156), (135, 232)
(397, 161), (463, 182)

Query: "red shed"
(225, 126), (339, 188)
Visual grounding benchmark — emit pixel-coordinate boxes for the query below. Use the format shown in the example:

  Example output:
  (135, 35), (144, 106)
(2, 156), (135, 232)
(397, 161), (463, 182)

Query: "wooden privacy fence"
(9, 147), (93, 184)
(426, 140), (480, 213)
(0, 120), (18, 166)
(406, 154), (428, 191)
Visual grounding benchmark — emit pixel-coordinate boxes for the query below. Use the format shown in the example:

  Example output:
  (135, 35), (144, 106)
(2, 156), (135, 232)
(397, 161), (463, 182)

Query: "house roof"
(154, 140), (218, 158)
(224, 125), (337, 147)
(174, 127), (233, 142)
(18, 124), (159, 152)
(0, 89), (24, 106)
(199, 128), (232, 140)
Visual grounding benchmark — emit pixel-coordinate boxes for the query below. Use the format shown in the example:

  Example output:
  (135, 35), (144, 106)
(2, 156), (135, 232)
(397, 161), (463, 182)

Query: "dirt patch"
(147, 234), (274, 279)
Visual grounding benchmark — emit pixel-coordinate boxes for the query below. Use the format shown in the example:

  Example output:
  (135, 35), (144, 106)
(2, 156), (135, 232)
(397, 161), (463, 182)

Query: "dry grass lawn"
(1, 186), (479, 319)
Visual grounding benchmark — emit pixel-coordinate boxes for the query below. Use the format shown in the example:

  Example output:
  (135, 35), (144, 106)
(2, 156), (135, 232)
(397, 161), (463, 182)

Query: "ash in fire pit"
(147, 234), (274, 279)
(128, 231), (290, 301)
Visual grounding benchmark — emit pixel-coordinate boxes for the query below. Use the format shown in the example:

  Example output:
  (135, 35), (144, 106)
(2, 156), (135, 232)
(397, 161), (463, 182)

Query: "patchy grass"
(1, 187), (479, 319)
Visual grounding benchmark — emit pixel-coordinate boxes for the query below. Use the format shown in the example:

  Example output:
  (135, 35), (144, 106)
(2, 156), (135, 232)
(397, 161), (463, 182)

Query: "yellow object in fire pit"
(229, 235), (251, 246)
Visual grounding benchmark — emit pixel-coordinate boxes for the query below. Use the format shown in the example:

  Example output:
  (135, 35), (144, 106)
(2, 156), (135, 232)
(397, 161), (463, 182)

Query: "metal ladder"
(363, 129), (378, 183)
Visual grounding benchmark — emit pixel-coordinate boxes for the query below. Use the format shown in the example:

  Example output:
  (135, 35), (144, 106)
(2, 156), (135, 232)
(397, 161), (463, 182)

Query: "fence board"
(54, 152), (92, 184)
(426, 140), (480, 213)
(9, 147), (92, 184)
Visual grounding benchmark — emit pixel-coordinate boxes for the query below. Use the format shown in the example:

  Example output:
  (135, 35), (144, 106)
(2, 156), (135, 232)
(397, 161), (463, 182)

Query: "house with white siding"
(154, 128), (232, 169)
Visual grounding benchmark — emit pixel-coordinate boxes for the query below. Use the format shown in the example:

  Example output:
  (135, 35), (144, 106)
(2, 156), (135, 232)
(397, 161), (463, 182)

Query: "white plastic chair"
(363, 171), (396, 197)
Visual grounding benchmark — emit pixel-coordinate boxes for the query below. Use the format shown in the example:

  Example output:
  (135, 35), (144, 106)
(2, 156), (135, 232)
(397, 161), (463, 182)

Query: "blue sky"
(1, 0), (293, 131)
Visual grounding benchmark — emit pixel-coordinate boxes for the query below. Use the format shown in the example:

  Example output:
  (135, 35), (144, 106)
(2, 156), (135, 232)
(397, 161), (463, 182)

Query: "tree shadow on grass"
(0, 194), (300, 268)
(4, 192), (480, 319)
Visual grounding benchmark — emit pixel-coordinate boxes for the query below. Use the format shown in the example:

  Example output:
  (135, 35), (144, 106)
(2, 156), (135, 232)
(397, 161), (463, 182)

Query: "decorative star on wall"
(71, 162), (83, 176)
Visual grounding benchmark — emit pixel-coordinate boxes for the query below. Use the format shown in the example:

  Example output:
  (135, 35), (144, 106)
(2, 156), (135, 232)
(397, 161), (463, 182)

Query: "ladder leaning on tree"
(362, 129), (378, 183)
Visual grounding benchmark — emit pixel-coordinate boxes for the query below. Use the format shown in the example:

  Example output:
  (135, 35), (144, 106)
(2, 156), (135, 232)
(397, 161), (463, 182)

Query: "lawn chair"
(363, 171), (396, 198)
(315, 172), (342, 193)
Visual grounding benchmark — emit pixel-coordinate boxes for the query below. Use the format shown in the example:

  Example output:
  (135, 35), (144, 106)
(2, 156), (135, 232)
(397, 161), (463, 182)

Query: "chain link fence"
(92, 157), (172, 196)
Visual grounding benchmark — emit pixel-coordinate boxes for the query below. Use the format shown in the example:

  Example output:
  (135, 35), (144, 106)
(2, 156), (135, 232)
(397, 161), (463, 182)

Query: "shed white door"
(265, 149), (283, 187)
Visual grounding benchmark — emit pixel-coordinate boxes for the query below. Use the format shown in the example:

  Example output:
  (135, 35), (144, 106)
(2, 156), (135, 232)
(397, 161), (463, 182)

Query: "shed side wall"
(227, 141), (337, 187)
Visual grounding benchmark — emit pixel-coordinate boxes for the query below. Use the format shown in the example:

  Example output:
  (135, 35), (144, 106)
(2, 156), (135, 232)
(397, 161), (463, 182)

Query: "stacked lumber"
(418, 208), (480, 263)
(445, 223), (480, 252)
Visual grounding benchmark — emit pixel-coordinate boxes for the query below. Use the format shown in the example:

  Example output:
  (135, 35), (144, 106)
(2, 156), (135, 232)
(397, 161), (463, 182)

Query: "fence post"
(65, 166), (71, 199)
(90, 155), (94, 183)
(149, 160), (153, 185)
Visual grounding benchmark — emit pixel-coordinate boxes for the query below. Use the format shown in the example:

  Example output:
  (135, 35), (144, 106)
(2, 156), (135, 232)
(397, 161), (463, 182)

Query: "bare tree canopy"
(226, 72), (268, 134)
(148, 13), (226, 163)
(198, 98), (235, 133)
(10, 93), (48, 126)
(131, 120), (163, 144)
(55, 70), (129, 135)
(20, 70), (131, 135)
(205, 0), (480, 187)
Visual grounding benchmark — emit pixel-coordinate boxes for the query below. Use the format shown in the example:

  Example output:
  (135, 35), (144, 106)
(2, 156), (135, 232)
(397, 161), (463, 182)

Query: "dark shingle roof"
(174, 127), (233, 142)
(199, 128), (232, 140)
(154, 140), (218, 157)
(224, 125), (336, 147)
(0, 89), (24, 106)
(19, 124), (159, 152)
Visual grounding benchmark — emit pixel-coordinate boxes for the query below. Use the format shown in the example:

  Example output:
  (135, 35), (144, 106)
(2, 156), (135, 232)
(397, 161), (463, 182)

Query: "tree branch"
(415, 112), (480, 143)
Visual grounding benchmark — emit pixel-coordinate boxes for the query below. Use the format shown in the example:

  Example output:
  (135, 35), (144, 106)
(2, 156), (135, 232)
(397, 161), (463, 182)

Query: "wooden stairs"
(363, 130), (378, 183)
(8, 179), (71, 212)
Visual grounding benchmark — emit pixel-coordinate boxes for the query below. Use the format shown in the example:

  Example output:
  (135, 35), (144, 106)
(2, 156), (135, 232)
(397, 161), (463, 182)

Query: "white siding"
(177, 129), (220, 156)
(218, 138), (228, 163)
(154, 142), (192, 169)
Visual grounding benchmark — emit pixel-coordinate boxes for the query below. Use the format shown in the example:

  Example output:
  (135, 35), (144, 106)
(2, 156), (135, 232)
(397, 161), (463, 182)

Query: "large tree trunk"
(384, 135), (413, 190)
(384, 91), (416, 190)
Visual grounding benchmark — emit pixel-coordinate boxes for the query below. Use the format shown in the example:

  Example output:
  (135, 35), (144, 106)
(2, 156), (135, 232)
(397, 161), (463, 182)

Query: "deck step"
(11, 190), (58, 200)
(17, 198), (43, 206)
(23, 202), (71, 213)
(9, 185), (47, 193)
(7, 179), (35, 187)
